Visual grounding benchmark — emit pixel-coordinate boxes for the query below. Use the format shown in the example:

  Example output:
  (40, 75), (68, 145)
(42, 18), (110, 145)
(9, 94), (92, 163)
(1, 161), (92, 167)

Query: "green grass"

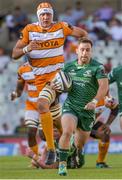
(0, 154), (122, 179)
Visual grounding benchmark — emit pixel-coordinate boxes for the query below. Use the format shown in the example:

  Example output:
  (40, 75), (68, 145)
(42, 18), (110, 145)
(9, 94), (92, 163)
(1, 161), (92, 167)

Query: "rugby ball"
(52, 70), (72, 92)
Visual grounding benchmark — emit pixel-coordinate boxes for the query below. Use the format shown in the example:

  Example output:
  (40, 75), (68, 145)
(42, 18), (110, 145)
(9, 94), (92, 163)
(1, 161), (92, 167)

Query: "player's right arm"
(12, 25), (40, 60)
(12, 40), (28, 60)
(12, 39), (40, 60)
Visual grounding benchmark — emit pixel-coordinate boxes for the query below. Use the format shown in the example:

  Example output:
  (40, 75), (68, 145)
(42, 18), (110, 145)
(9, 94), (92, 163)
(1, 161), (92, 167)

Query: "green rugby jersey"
(108, 66), (122, 112)
(63, 59), (107, 112)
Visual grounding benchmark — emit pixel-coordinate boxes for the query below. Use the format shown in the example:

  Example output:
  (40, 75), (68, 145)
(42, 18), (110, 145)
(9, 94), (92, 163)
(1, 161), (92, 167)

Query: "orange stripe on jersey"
(25, 100), (37, 111)
(30, 55), (64, 67)
(35, 70), (59, 91)
(18, 63), (33, 74)
(28, 91), (39, 98)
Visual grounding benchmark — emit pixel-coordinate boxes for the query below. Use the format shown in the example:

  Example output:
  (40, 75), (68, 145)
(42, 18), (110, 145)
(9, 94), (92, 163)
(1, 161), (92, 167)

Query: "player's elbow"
(82, 30), (88, 37)
(12, 50), (20, 60)
(79, 29), (88, 38)
(12, 51), (18, 60)
(72, 26), (88, 38)
(79, 28), (88, 38)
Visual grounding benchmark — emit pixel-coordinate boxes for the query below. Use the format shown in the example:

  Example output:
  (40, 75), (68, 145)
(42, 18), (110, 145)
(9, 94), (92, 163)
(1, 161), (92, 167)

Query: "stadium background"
(0, 0), (122, 156)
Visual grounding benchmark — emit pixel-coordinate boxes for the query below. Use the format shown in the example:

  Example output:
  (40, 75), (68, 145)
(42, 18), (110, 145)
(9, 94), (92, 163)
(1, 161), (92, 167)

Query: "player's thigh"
(25, 110), (39, 129)
(50, 103), (62, 121)
(61, 113), (77, 134)
(39, 84), (56, 105)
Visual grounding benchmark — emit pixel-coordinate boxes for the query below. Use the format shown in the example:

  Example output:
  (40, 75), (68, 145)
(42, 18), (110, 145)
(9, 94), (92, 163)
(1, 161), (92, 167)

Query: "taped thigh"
(39, 85), (56, 105)
(25, 110), (39, 128)
(50, 103), (62, 120)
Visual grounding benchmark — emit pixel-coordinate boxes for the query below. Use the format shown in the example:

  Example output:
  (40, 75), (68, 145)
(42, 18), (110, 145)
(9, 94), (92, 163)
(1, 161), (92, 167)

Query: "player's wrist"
(91, 98), (98, 105)
(23, 45), (31, 54)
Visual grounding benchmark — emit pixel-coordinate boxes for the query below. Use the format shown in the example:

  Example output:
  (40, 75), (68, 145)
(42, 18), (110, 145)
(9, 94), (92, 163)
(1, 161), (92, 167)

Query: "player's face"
(39, 13), (53, 28)
(76, 43), (92, 65)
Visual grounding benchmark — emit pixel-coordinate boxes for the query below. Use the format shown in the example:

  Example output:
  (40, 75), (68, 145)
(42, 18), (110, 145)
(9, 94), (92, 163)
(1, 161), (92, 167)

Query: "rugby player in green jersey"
(108, 66), (122, 129)
(58, 37), (109, 176)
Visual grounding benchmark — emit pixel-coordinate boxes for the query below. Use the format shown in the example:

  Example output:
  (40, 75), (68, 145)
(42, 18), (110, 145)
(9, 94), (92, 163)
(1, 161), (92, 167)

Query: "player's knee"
(37, 98), (49, 113)
(90, 121), (111, 140)
(62, 131), (72, 141)
(101, 133), (110, 142)
(90, 129), (98, 138)
(90, 121), (104, 139)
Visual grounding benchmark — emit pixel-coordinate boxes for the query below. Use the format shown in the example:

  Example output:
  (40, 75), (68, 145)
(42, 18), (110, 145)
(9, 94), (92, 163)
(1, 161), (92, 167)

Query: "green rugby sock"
(59, 148), (69, 162)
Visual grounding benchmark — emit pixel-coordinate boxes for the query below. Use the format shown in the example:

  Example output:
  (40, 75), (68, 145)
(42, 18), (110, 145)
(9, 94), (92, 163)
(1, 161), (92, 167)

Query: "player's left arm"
(61, 22), (88, 38)
(94, 78), (109, 103)
(85, 78), (108, 110)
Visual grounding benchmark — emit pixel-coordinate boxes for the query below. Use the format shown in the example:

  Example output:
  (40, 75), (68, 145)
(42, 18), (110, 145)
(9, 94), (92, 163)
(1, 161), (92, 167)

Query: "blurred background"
(0, 0), (122, 156)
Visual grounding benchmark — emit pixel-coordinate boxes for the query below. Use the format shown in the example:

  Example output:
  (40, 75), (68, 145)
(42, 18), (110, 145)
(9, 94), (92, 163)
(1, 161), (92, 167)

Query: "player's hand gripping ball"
(51, 70), (72, 93)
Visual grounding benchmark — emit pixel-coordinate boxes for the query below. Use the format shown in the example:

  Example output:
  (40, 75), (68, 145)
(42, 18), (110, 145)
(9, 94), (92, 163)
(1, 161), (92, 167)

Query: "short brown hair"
(78, 37), (93, 47)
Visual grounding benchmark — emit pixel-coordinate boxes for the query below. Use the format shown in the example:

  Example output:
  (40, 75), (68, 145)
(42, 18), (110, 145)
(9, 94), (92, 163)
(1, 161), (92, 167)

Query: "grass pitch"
(0, 154), (122, 179)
